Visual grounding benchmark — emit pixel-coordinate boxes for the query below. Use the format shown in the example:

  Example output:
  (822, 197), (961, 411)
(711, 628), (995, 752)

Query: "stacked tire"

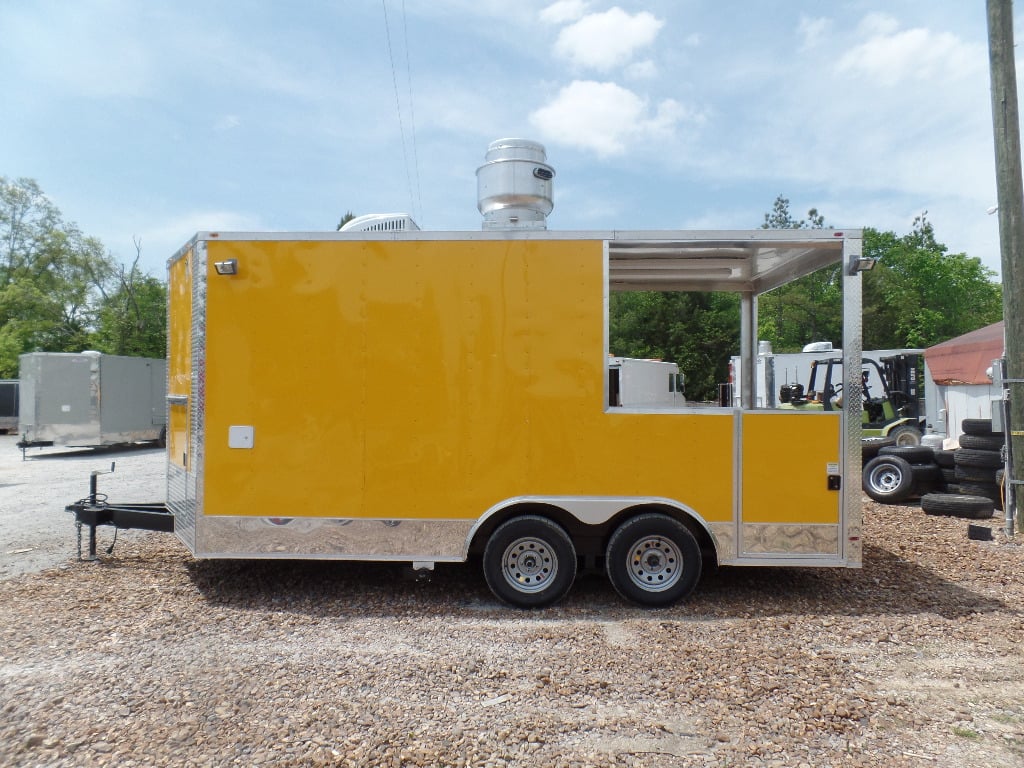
(862, 445), (941, 504)
(920, 418), (1004, 520)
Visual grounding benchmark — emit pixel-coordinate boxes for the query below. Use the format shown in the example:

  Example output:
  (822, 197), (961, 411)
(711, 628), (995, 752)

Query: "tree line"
(610, 196), (1004, 401)
(0, 178), (1003, 400)
(0, 176), (166, 378)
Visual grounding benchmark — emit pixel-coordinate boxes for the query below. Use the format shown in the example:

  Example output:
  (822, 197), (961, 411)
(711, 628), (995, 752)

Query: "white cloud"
(837, 17), (984, 86)
(858, 12), (901, 38)
(554, 8), (664, 72)
(798, 16), (831, 50)
(540, 0), (589, 25)
(529, 80), (691, 157)
(625, 60), (657, 80)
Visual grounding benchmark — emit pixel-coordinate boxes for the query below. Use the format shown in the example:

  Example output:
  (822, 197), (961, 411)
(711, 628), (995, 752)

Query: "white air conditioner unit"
(338, 213), (420, 233)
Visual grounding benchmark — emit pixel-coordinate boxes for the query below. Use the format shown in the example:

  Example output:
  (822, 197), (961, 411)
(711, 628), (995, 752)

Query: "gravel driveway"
(1, 435), (1022, 767)
(0, 434), (165, 580)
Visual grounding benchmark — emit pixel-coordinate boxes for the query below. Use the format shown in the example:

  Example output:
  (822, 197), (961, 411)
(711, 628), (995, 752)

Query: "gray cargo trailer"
(18, 352), (166, 449)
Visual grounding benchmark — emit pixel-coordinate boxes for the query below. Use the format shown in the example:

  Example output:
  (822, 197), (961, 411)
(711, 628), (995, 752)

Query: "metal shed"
(923, 321), (1004, 441)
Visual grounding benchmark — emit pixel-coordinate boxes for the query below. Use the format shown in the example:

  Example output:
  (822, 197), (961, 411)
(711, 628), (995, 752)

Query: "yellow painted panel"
(198, 239), (735, 523)
(167, 250), (192, 469)
(741, 412), (840, 524)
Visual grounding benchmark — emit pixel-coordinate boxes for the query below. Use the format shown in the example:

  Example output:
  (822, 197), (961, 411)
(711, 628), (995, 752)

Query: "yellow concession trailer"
(154, 228), (867, 607)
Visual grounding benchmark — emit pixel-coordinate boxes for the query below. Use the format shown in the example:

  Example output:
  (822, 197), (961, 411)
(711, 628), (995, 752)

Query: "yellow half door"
(740, 411), (842, 557)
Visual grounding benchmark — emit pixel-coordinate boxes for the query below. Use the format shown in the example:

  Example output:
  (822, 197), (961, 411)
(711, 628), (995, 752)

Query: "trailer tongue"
(66, 464), (173, 560)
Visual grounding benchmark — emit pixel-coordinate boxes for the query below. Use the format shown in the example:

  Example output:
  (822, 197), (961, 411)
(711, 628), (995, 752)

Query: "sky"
(0, 1), (1013, 278)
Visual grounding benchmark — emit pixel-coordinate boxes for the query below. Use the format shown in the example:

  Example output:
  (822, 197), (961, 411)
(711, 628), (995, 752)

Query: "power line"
(381, 0), (420, 223)
(401, 0), (422, 224)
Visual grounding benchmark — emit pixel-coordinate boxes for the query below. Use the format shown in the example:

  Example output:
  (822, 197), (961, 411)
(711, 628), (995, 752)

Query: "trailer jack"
(65, 462), (174, 560)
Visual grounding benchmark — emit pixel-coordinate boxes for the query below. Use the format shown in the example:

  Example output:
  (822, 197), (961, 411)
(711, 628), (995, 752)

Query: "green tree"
(862, 215), (1002, 348)
(0, 177), (116, 376)
(758, 195), (840, 351)
(758, 199), (1002, 351)
(605, 195), (1003, 402)
(92, 239), (167, 358)
(0, 176), (169, 374)
(609, 291), (739, 401)
(337, 211), (356, 230)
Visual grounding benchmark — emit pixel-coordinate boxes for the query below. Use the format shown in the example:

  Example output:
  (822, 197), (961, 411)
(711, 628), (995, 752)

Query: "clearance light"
(214, 259), (238, 276)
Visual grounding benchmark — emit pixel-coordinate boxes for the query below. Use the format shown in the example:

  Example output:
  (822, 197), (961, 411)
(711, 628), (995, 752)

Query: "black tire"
(887, 424), (922, 446)
(959, 433), (1004, 452)
(862, 455), (915, 503)
(482, 516), (576, 608)
(955, 448), (1003, 469)
(920, 493), (994, 519)
(879, 445), (934, 464)
(958, 482), (1003, 506)
(605, 513), (702, 607)
(962, 418), (1002, 436)
(862, 437), (895, 461)
(954, 464), (997, 484)
(911, 463), (942, 494)
(941, 467), (958, 484)
(934, 450), (956, 468)
(944, 483), (962, 495)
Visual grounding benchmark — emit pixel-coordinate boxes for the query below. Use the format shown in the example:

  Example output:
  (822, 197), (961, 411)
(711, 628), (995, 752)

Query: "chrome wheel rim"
(501, 537), (557, 593)
(868, 464), (901, 493)
(626, 536), (682, 592)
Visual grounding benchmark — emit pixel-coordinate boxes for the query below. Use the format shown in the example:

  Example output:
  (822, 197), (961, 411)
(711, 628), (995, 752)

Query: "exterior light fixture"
(214, 259), (238, 276)
(847, 256), (876, 275)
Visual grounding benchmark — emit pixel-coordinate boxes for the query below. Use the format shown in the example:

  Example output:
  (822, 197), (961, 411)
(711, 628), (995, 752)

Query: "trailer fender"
(465, 496), (721, 564)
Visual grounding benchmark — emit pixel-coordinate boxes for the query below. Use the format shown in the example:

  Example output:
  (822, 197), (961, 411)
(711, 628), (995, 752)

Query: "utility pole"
(987, 0), (1024, 534)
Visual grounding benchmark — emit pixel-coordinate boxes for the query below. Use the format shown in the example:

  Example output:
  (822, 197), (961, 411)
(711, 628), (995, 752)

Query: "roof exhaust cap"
(477, 138), (554, 230)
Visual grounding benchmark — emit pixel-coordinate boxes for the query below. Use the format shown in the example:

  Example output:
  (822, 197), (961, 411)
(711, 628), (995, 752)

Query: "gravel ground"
(0, 435), (164, 579)
(1, 435), (1022, 767)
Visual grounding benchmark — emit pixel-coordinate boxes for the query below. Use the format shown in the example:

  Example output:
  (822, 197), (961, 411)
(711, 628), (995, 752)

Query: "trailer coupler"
(65, 463), (173, 560)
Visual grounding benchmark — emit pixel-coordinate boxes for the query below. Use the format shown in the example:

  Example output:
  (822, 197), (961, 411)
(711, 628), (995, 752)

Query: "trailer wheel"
(482, 516), (576, 608)
(862, 455), (915, 503)
(605, 513), (701, 607)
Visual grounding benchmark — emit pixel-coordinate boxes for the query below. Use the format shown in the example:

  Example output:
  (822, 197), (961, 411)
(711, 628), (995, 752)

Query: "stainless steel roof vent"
(476, 138), (554, 230)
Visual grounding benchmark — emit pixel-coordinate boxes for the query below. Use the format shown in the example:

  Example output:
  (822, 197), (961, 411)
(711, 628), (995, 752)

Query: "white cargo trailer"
(608, 357), (684, 408)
